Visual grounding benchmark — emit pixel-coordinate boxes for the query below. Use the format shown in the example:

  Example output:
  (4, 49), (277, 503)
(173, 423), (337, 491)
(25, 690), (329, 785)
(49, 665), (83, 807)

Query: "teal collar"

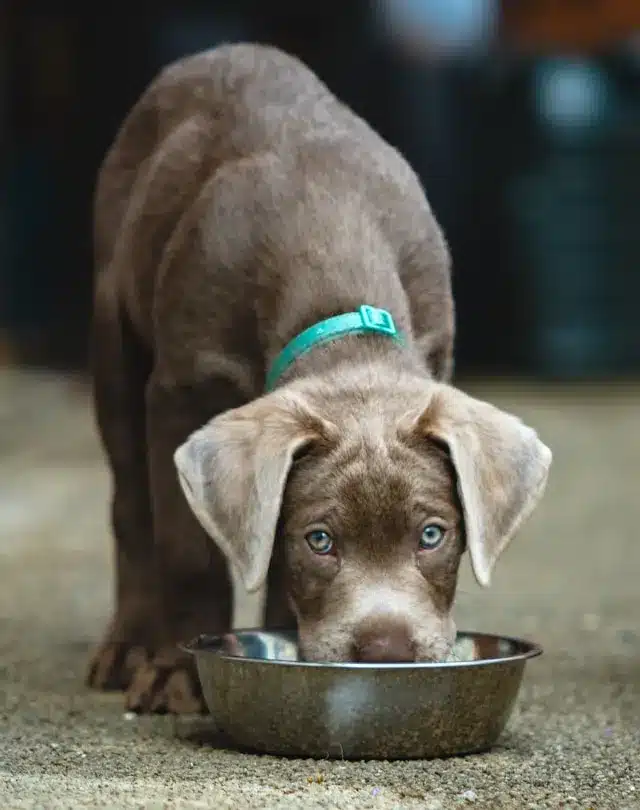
(265, 305), (405, 391)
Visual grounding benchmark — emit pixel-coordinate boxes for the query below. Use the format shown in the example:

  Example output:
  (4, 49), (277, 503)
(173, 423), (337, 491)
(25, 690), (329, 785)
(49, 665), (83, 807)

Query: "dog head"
(174, 369), (551, 662)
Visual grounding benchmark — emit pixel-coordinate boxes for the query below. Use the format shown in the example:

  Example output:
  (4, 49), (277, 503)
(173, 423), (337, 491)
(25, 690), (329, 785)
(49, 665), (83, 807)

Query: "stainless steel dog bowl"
(184, 629), (541, 760)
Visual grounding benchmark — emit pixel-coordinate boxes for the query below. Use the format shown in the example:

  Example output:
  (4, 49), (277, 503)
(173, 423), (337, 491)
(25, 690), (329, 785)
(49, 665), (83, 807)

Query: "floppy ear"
(415, 385), (552, 587)
(173, 389), (335, 594)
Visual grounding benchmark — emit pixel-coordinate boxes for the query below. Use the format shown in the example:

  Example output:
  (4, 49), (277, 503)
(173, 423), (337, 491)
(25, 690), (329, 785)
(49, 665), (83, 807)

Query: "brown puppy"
(88, 43), (552, 713)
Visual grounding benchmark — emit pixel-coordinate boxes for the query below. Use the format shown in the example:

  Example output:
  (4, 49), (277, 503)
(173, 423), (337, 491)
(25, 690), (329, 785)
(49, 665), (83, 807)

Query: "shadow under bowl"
(183, 629), (541, 760)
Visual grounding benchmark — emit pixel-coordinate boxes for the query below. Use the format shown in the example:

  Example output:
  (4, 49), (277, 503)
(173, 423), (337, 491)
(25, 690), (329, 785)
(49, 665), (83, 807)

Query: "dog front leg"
(125, 374), (242, 714)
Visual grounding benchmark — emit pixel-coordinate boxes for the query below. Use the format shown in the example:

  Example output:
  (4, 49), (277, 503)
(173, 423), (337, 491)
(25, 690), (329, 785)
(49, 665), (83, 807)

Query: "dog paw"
(87, 641), (150, 692)
(125, 647), (206, 714)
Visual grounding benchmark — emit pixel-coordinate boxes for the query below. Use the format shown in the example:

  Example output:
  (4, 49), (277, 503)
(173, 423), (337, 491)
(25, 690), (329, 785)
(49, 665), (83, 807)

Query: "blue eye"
(419, 524), (445, 550)
(305, 530), (334, 555)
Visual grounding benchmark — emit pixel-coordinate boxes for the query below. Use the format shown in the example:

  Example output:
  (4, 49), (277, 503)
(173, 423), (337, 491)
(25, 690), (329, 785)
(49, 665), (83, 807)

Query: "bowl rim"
(182, 628), (543, 670)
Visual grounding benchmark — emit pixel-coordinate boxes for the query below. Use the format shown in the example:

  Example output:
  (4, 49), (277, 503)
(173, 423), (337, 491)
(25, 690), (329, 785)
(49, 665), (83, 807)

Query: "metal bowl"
(184, 629), (541, 760)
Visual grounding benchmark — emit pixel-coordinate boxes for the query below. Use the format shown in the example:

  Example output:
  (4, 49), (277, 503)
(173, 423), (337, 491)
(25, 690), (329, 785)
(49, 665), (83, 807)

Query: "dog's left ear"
(173, 389), (336, 594)
(413, 385), (552, 587)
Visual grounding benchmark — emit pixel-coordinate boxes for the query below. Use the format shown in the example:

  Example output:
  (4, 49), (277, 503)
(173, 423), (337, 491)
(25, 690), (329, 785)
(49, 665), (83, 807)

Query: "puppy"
(87, 43), (551, 713)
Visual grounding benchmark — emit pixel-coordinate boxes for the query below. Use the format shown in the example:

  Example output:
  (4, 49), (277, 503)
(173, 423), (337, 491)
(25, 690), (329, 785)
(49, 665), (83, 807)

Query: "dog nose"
(353, 620), (415, 663)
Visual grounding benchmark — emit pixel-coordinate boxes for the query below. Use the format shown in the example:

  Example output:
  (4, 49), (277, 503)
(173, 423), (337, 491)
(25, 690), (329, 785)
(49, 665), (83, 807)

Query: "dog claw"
(125, 650), (206, 715)
(87, 642), (149, 692)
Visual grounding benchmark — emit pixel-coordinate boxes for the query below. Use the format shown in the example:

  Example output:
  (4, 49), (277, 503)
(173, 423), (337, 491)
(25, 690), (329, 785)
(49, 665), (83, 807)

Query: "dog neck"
(265, 305), (408, 391)
(258, 226), (427, 387)
(268, 320), (427, 391)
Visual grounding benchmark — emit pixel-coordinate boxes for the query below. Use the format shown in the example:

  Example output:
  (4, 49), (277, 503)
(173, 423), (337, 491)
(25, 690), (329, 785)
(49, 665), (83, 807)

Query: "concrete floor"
(0, 369), (638, 809)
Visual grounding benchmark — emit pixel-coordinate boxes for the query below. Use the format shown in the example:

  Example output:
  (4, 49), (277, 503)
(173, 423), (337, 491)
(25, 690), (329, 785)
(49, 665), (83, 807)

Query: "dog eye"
(419, 523), (445, 550)
(305, 530), (334, 555)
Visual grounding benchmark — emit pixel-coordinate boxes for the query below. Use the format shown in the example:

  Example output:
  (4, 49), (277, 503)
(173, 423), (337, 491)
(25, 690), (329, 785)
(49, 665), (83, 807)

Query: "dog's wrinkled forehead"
(284, 420), (460, 536)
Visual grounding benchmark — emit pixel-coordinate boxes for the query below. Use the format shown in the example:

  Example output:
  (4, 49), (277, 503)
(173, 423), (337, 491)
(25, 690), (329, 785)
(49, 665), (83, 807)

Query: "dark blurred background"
(1, 0), (639, 378)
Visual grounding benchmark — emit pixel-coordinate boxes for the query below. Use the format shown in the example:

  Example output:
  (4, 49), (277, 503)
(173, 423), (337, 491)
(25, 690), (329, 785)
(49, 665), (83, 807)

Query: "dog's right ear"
(173, 390), (336, 594)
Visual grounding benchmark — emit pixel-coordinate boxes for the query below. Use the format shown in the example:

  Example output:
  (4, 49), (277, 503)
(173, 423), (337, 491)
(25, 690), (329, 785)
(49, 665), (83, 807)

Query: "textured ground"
(0, 369), (638, 809)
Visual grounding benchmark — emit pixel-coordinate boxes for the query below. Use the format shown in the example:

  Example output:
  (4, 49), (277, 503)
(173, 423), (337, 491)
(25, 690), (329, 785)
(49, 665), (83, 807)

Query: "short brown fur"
(89, 43), (551, 713)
